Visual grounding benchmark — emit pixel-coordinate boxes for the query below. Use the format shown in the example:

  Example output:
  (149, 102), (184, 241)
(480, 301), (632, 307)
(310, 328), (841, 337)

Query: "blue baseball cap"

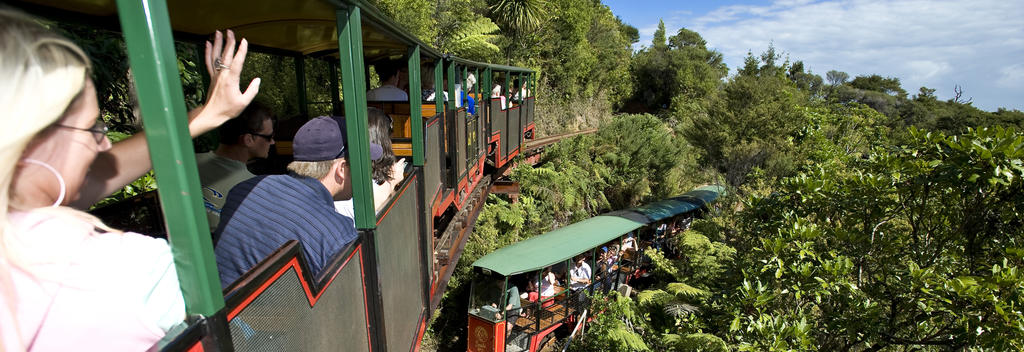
(293, 116), (383, 162)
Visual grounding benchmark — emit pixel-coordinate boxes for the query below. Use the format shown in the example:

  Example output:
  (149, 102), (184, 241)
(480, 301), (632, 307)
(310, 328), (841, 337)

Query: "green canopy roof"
(472, 215), (644, 276)
(630, 185), (725, 222)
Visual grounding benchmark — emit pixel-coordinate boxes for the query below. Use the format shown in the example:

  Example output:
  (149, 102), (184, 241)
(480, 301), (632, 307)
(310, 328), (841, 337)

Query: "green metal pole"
(336, 8), (375, 229)
(408, 46), (424, 166)
(115, 0), (223, 316)
(504, 70), (509, 99)
(447, 60), (456, 108)
(461, 65), (468, 105)
(483, 67), (491, 126)
(434, 62), (443, 112)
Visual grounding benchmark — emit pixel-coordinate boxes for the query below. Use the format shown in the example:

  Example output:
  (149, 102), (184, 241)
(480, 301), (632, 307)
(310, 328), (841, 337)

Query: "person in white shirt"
(538, 267), (557, 308)
(366, 60), (408, 101)
(491, 84), (507, 110)
(570, 255), (591, 292)
(569, 255), (592, 311)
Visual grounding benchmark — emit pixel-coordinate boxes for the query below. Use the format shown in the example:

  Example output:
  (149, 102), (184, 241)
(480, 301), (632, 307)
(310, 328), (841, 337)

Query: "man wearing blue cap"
(214, 116), (388, 288)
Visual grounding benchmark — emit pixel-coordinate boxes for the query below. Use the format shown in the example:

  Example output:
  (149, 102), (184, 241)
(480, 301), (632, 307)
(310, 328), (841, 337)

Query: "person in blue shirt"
(214, 116), (399, 287)
(461, 73), (477, 116)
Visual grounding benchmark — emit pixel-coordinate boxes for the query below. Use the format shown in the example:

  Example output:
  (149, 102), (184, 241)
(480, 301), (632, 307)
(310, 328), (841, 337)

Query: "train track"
(524, 128), (598, 152)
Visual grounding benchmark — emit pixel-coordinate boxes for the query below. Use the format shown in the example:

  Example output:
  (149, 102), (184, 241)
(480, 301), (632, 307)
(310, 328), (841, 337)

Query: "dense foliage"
(370, 0), (636, 136)
(438, 17), (1024, 352)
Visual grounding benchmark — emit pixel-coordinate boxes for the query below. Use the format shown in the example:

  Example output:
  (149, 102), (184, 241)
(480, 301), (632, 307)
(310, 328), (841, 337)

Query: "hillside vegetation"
(419, 9), (1024, 351)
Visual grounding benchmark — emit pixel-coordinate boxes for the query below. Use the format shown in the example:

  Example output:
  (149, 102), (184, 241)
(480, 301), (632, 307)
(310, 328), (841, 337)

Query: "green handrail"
(115, 0), (223, 316)
(336, 7), (376, 229)
(408, 46), (424, 166)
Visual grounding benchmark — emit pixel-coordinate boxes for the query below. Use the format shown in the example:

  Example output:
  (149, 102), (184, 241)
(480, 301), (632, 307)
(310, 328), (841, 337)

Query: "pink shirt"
(1, 210), (185, 351)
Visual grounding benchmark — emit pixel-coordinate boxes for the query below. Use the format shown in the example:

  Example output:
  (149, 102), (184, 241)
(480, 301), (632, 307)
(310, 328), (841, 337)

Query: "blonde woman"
(0, 10), (259, 351)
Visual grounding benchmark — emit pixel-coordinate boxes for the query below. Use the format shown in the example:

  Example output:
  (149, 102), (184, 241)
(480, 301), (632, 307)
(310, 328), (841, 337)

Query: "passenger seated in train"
(335, 107), (407, 217)
(569, 254), (591, 309)
(622, 232), (637, 251)
(1, 13), (258, 350)
(538, 267), (557, 308)
(491, 84), (507, 110)
(366, 59), (408, 101)
(421, 68), (447, 102)
(196, 101), (275, 232)
(520, 280), (539, 318)
(511, 83), (528, 103)
(606, 244), (621, 291)
(492, 284), (521, 335)
(214, 116), (390, 287)
(462, 73), (477, 116)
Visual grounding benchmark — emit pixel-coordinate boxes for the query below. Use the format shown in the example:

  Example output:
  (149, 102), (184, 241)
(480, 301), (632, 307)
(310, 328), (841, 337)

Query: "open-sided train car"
(467, 185), (725, 352)
(9, 0), (534, 351)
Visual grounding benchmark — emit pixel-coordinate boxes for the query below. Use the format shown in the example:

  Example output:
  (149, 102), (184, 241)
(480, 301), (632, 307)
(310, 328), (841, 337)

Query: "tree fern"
(446, 17), (501, 58)
(636, 289), (673, 307)
(666, 282), (708, 299)
(663, 302), (699, 318)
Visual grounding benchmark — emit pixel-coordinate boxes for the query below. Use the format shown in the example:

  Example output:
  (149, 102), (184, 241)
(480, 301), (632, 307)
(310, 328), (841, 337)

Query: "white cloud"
(997, 64), (1024, 89)
(638, 0), (1024, 111)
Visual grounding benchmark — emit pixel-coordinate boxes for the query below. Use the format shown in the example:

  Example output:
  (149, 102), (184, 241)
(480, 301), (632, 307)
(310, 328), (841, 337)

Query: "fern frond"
(666, 282), (709, 298)
(449, 17), (500, 56)
(663, 302), (698, 317)
(605, 321), (650, 351)
(636, 289), (672, 307)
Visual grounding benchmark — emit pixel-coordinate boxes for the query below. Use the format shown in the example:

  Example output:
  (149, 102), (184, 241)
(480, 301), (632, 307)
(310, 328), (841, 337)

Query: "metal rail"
(524, 128), (598, 152)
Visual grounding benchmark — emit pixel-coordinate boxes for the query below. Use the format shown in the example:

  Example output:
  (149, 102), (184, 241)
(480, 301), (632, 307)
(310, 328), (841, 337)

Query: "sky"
(602, 0), (1024, 112)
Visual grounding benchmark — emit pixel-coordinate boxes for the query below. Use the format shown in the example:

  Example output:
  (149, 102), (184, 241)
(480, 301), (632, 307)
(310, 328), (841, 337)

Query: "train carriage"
(8, 0), (534, 351)
(468, 186), (725, 352)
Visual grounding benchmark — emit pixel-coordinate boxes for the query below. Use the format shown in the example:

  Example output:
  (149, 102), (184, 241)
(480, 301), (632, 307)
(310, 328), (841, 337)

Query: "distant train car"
(467, 186), (725, 352)
(10, 0), (534, 351)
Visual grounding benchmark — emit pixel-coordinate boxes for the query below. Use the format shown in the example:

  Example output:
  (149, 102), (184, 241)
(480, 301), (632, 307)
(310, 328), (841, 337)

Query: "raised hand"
(189, 29), (261, 137)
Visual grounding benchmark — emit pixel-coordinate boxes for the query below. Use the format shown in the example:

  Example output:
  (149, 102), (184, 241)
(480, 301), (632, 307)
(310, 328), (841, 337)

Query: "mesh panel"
(509, 107), (521, 152)
(456, 109), (467, 178)
(230, 258), (369, 352)
(491, 100), (507, 160)
(376, 181), (426, 351)
(426, 121), (441, 203)
(526, 99), (534, 126)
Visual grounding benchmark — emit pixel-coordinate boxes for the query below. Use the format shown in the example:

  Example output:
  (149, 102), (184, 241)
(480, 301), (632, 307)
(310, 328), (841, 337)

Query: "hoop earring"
(21, 159), (66, 207)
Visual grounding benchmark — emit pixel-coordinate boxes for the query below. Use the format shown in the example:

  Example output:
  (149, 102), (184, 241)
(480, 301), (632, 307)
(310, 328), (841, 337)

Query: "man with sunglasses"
(195, 102), (276, 232)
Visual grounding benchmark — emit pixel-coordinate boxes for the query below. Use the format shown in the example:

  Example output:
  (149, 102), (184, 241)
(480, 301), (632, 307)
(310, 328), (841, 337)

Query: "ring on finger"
(214, 58), (229, 71)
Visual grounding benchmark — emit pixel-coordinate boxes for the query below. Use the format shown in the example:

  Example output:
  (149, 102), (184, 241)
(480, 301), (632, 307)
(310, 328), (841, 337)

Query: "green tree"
(630, 27), (726, 113)
(368, 0), (438, 42)
(825, 70), (849, 86)
(681, 46), (807, 187)
(619, 19), (639, 45)
(786, 61), (823, 97)
(652, 19), (667, 49)
(725, 127), (1024, 350)
(849, 74), (907, 97)
(488, 0), (547, 38)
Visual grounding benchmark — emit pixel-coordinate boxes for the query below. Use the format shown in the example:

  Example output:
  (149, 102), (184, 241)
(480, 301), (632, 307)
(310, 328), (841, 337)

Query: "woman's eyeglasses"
(55, 120), (108, 144)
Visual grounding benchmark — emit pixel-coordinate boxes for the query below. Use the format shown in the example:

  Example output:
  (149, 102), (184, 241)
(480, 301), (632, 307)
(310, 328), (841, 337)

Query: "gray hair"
(287, 158), (344, 180)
